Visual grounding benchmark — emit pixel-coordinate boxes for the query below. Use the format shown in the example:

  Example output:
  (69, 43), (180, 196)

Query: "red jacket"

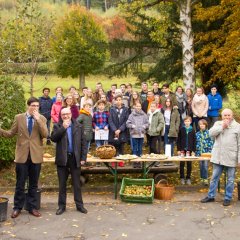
(51, 102), (62, 123)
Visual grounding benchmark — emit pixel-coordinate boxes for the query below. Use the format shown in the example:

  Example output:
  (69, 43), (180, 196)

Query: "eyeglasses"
(61, 113), (71, 116)
(30, 105), (39, 107)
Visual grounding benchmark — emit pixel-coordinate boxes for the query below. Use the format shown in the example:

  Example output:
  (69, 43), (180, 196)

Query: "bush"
(0, 75), (25, 169)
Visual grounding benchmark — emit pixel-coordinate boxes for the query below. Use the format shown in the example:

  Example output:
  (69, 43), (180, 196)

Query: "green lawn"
(16, 74), (139, 98)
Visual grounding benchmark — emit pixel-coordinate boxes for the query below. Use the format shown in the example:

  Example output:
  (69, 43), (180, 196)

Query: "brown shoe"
(29, 209), (41, 217)
(11, 209), (21, 218)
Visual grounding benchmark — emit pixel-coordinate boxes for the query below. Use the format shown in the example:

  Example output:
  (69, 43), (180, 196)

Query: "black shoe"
(77, 206), (88, 214)
(223, 199), (231, 206)
(46, 139), (51, 145)
(56, 208), (65, 215)
(201, 196), (215, 203)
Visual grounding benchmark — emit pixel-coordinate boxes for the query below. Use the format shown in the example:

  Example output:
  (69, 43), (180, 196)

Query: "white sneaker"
(180, 178), (185, 185)
(186, 179), (191, 185)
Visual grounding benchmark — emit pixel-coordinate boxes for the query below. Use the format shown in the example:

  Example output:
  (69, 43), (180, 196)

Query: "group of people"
(0, 81), (239, 219)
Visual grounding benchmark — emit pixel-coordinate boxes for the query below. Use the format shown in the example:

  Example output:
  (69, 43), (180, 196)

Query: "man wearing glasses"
(0, 97), (48, 218)
(51, 107), (88, 215)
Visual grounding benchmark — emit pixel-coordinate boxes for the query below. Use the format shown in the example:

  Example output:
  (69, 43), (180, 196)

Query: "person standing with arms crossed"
(51, 107), (88, 215)
(0, 97), (48, 218)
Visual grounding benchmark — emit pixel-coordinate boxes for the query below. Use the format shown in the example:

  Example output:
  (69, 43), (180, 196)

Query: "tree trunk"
(79, 73), (85, 90)
(180, 0), (195, 90)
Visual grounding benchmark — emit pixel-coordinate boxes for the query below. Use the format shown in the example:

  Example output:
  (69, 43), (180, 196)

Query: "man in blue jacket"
(207, 84), (222, 127)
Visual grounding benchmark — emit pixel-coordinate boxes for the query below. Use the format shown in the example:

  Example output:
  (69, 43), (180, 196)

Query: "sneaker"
(201, 196), (215, 203)
(223, 199), (231, 206)
(186, 179), (191, 185)
(180, 178), (185, 185)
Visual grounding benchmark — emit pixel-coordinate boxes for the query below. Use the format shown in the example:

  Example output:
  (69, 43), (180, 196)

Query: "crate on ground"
(120, 178), (155, 203)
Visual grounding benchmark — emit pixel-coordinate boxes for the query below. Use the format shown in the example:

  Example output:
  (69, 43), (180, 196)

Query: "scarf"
(79, 109), (91, 116)
(147, 96), (155, 112)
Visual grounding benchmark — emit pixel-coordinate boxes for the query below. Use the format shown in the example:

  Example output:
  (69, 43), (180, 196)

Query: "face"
(166, 99), (171, 107)
(56, 95), (62, 102)
(98, 103), (105, 111)
(61, 108), (72, 121)
(132, 92), (138, 99)
(127, 85), (132, 92)
(101, 95), (107, 101)
(222, 109), (233, 122)
(43, 89), (50, 96)
(66, 96), (73, 106)
(120, 85), (126, 93)
(162, 86), (169, 94)
(154, 95), (160, 102)
(56, 87), (62, 94)
(87, 89), (92, 97)
(150, 104), (157, 112)
(99, 88), (104, 95)
(135, 103), (142, 111)
(211, 87), (217, 95)
(115, 97), (122, 106)
(153, 83), (159, 90)
(73, 92), (80, 99)
(96, 83), (102, 90)
(199, 123), (206, 130)
(177, 87), (183, 94)
(196, 88), (203, 95)
(84, 105), (91, 112)
(83, 88), (88, 96)
(186, 89), (192, 97)
(184, 119), (191, 127)
(111, 85), (117, 92)
(69, 87), (76, 93)
(147, 91), (154, 98)
(28, 101), (39, 115)
(142, 83), (148, 91)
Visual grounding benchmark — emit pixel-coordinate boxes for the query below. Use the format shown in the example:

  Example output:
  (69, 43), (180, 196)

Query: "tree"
(0, 0), (54, 96)
(193, 0), (240, 92)
(51, 6), (109, 89)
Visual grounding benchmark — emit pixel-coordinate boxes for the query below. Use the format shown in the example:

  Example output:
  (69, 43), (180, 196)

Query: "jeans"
(164, 125), (174, 156)
(95, 140), (107, 148)
(199, 160), (208, 179)
(131, 138), (144, 157)
(208, 163), (236, 200)
(180, 161), (192, 179)
(149, 136), (159, 154)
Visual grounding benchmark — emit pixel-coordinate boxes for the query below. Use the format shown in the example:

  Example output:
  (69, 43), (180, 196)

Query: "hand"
(115, 130), (121, 136)
(63, 120), (71, 129)
(177, 151), (181, 156)
(132, 124), (136, 128)
(95, 127), (100, 131)
(104, 126), (108, 130)
(222, 120), (230, 129)
(81, 161), (86, 166)
(32, 110), (40, 121)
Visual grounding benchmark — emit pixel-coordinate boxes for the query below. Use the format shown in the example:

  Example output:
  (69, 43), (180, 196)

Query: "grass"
(14, 74), (139, 99)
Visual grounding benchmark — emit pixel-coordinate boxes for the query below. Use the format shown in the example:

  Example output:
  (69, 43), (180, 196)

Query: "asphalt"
(1, 186), (240, 240)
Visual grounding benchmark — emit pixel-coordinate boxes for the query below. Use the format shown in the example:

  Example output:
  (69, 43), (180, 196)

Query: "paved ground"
(1, 188), (240, 240)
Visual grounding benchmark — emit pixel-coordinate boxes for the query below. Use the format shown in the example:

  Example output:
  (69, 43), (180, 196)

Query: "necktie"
(28, 116), (33, 135)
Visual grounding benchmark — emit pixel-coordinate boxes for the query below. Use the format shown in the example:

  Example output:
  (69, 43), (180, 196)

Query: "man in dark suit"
(51, 107), (88, 215)
(0, 97), (48, 218)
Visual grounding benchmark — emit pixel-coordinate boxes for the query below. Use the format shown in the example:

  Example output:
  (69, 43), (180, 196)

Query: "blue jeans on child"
(131, 138), (144, 157)
(208, 163), (236, 201)
(199, 160), (208, 179)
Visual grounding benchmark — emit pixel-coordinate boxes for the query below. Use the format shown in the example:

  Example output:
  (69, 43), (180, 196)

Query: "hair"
(165, 98), (172, 108)
(153, 81), (159, 85)
(96, 100), (106, 106)
(210, 84), (218, 90)
(83, 102), (92, 108)
(130, 91), (141, 108)
(142, 82), (148, 86)
(150, 101), (157, 107)
(114, 94), (122, 100)
(96, 82), (102, 85)
(111, 84), (117, 88)
(126, 83), (132, 88)
(82, 87), (88, 91)
(162, 83), (170, 88)
(183, 116), (192, 122)
(63, 93), (76, 107)
(69, 86), (76, 91)
(198, 119), (208, 128)
(42, 88), (50, 93)
(176, 86), (183, 92)
(120, 83), (126, 87)
(55, 86), (63, 91)
(27, 97), (39, 106)
(154, 94), (161, 103)
(196, 87), (205, 94)
(185, 88), (193, 97)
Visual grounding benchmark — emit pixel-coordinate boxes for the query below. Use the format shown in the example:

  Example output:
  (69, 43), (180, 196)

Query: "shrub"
(0, 75), (25, 169)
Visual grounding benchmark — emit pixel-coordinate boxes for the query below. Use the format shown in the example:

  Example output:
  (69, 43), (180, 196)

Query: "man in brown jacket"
(0, 97), (48, 218)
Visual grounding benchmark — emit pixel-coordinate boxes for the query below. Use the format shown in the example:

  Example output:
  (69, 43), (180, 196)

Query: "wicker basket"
(96, 145), (116, 159)
(154, 179), (174, 200)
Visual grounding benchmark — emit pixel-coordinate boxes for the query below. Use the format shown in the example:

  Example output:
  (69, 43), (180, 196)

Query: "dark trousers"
(14, 156), (41, 211)
(46, 118), (51, 139)
(115, 143), (125, 156)
(57, 154), (83, 209)
(180, 161), (192, 179)
(149, 135), (160, 154)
